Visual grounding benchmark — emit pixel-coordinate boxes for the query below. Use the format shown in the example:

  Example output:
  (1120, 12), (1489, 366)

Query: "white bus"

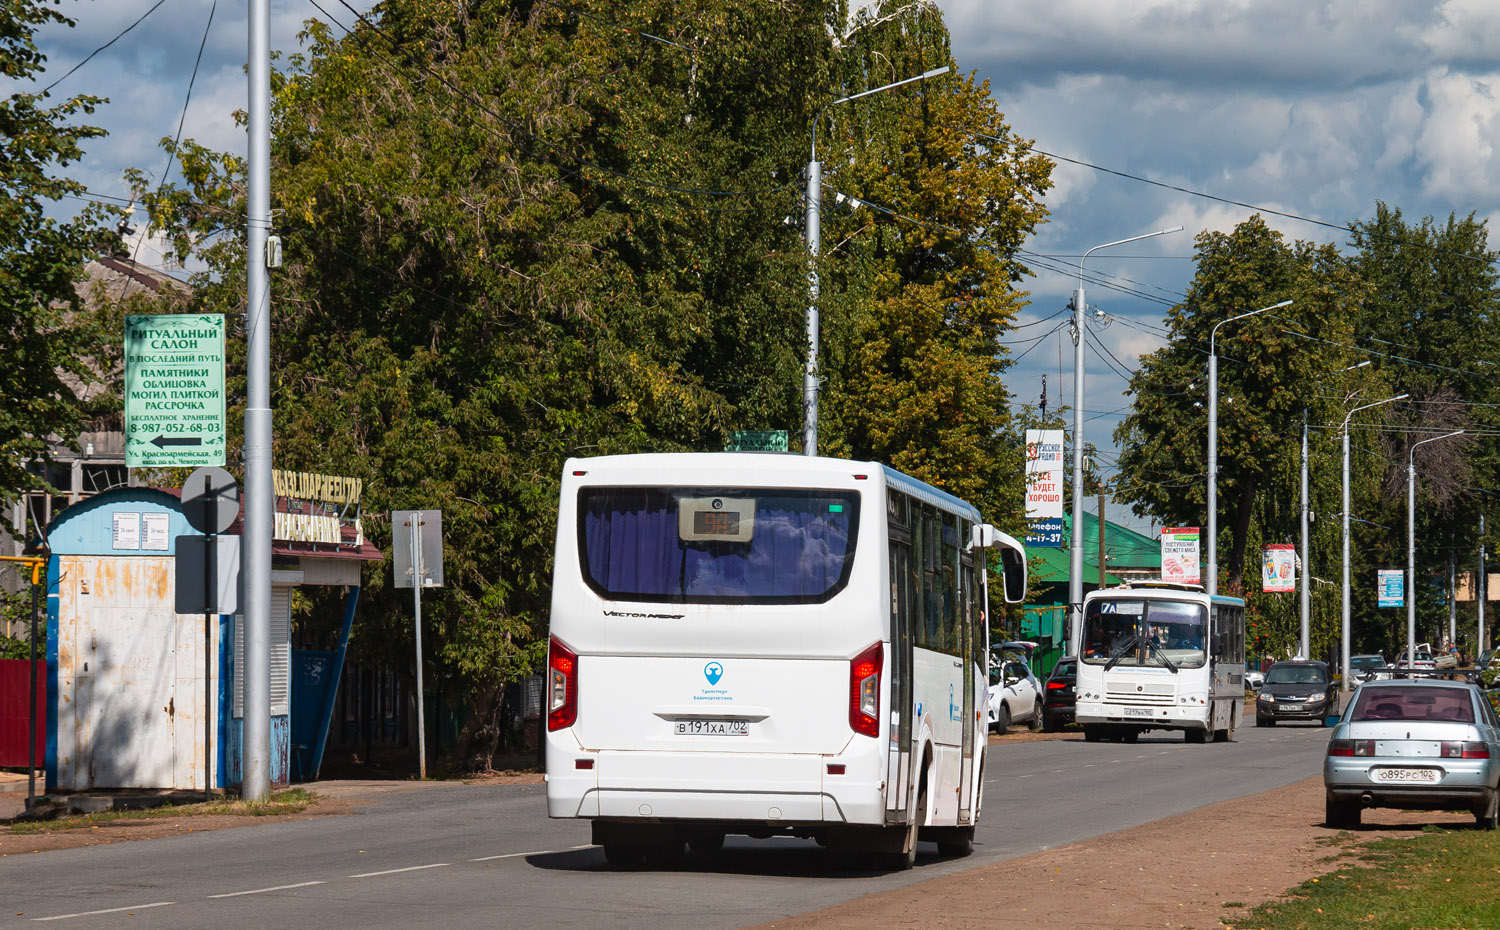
(1073, 582), (1246, 743)
(543, 453), (1027, 868)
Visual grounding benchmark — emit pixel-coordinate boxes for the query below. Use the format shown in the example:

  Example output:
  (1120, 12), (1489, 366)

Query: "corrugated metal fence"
(0, 659), (43, 767)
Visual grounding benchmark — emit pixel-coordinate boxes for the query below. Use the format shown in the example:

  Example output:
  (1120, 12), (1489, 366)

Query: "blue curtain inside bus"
(579, 489), (859, 603)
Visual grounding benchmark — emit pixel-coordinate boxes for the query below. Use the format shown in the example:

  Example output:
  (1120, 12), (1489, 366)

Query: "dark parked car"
(1041, 656), (1076, 732)
(1256, 660), (1338, 726)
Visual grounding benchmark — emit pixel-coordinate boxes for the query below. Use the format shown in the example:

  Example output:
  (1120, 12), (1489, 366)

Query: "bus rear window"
(578, 487), (860, 603)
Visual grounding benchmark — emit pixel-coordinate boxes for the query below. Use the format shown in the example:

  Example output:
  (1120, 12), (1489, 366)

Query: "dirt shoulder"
(746, 775), (1448, 930)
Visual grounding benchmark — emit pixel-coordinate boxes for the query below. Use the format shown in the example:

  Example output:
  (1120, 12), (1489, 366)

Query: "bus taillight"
(849, 642), (883, 738)
(548, 636), (579, 731)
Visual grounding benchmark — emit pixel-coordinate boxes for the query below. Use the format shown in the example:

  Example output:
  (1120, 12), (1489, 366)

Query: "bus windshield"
(578, 487), (860, 603)
(1080, 598), (1207, 669)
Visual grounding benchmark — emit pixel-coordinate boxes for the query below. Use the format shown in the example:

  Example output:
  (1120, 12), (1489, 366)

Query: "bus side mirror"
(993, 530), (1027, 604)
(972, 523), (997, 549)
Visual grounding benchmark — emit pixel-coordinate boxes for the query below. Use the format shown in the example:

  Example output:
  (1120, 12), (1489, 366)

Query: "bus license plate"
(675, 719), (748, 736)
(1123, 707), (1152, 718)
(1373, 767), (1438, 783)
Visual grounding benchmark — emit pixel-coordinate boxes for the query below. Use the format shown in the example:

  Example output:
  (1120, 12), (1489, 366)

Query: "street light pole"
(803, 66), (949, 457)
(1207, 299), (1291, 599)
(1408, 431), (1464, 669)
(1068, 226), (1181, 628)
(242, 0), (273, 803)
(1300, 409), (1310, 657)
(1341, 393), (1408, 691)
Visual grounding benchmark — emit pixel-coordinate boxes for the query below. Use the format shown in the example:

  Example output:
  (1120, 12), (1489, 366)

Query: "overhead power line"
(38, 0), (169, 96)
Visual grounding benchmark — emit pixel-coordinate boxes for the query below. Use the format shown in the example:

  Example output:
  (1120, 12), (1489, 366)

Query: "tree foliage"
(1115, 207), (1500, 662)
(0, 0), (119, 505)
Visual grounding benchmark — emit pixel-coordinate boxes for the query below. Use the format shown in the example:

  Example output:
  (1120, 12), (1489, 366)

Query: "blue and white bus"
(1073, 582), (1246, 743)
(543, 453), (1027, 868)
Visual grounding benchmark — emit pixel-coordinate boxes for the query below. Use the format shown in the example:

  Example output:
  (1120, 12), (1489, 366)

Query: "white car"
(1244, 668), (1266, 691)
(988, 646), (1042, 733)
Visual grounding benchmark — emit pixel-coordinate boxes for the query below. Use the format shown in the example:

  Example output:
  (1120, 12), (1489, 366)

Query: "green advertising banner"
(124, 314), (227, 468)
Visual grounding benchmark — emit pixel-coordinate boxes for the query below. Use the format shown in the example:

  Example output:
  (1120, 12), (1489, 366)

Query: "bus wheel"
(1185, 728), (1208, 744)
(875, 782), (926, 871)
(603, 843), (646, 867)
(1122, 729), (1139, 743)
(687, 830), (725, 856)
(934, 825), (974, 857)
(1083, 726), (1103, 742)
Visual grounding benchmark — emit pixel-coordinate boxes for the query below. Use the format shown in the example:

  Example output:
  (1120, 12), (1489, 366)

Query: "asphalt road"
(0, 721), (1333, 929)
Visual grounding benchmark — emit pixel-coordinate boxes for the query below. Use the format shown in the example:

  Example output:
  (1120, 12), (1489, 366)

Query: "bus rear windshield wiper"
(1105, 636), (1139, 672)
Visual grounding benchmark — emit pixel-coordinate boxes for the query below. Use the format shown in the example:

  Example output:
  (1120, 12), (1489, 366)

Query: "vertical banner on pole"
(1161, 527), (1201, 584)
(1024, 429), (1065, 547)
(1377, 569), (1405, 608)
(1262, 544), (1296, 593)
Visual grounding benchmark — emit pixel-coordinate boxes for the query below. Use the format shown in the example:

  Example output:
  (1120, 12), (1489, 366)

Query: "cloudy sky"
(17, 0), (1500, 531)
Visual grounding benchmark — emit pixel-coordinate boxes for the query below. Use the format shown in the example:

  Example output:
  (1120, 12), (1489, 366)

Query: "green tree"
(1114, 216), (1363, 602)
(0, 0), (119, 504)
(814, 2), (1053, 538)
(1345, 205), (1498, 655)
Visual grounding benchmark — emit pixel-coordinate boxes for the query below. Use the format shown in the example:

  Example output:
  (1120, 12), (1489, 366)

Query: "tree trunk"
(454, 683), (506, 773)
(1226, 474), (1259, 594)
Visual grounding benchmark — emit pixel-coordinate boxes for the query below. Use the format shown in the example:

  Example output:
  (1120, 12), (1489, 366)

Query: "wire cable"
(116, 0), (216, 304)
(39, 0), (169, 96)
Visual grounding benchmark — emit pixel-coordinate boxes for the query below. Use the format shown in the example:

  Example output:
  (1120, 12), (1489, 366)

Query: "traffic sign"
(182, 466), (239, 535)
(125, 314), (226, 468)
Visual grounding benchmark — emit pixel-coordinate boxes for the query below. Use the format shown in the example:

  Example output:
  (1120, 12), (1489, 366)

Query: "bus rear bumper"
(545, 741), (887, 825)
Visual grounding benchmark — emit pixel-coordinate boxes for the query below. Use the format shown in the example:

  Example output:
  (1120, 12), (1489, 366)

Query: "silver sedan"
(1324, 678), (1500, 829)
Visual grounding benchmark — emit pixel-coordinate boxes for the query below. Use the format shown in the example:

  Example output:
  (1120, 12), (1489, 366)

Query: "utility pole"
(1069, 226), (1181, 630)
(1097, 486), (1107, 589)
(1481, 513), (1488, 656)
(1409, 431), (1464, 670)
(1300, 410), (1310, 658)
(241, 0), (273, 802)
(802, 67), (949, 457)
(1449, 551), (1457, 650)
(1208, 300), (1291, 600)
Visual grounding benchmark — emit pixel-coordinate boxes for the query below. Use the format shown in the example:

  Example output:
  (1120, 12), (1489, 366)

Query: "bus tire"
(1185, 727), (1208, 744)
(602, 842), (645, 867)
(934, 825), (974, 857)
(1083, 725), (1103, 742)
(875, 781), (926, 871)
(687, 830), (725, 856)
(1122, 729), (1139, 743)
(1028, 699), (1044, 731)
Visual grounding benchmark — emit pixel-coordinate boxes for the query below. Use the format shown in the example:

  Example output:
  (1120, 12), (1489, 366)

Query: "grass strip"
(6, 788), (318, 835)
(1233, 825), (1500, 929)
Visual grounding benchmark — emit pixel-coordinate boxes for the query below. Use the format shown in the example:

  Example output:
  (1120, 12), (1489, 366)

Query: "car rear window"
(1350, 686), (1475, 723)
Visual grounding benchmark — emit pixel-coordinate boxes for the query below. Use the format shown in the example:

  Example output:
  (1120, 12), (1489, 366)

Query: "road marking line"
(1017, 774), (1034, 778)
(471, 845), (591, 862)
(350, 863), (450, 878)
(34, 902), (174, 922)
(209, 881), (325, 898)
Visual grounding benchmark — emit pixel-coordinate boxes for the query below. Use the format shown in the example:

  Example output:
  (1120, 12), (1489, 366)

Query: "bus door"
(957, 554), (977, 823)
(886, 541), (914, 820)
